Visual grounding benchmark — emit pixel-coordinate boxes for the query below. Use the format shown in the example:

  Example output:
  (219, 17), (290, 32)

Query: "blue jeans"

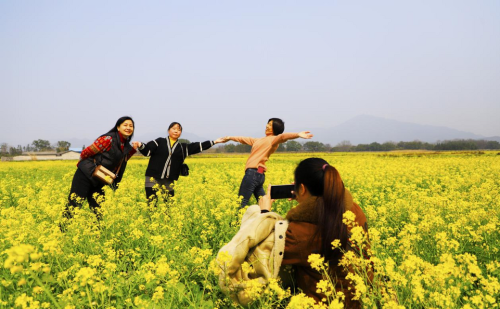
(238, 168), (265, 208)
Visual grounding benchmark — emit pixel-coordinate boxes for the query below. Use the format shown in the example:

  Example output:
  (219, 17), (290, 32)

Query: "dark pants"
(238, 168), (265, 208)
(65, 169), (105, 218)
(145, 186), (174, 204)
(145, 177), (174, 206)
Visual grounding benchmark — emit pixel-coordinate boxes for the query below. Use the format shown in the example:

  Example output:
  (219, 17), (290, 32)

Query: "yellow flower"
(241, 262), (253, 275)
(17, 278), (27, 286)
(331, 239), (341, 249)
(3, 244), (36, 269)
(152, 286), (164, 302)
(349, 226), (367, 247)
(267, 278), (288, 300)
(73, 267), (96, 286)
(328, 298), (344, 309)
(286, 293), (326, 309)
(308, 254), (327, 272)
(342, 211), (356, 227)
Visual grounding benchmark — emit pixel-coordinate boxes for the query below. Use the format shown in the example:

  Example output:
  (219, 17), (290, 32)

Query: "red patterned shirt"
(78, 132), (136, 165)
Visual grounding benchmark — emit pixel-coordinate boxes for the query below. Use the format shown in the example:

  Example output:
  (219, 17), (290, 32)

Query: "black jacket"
(78, 131), (133, 186)
(139, 137), (214, 180)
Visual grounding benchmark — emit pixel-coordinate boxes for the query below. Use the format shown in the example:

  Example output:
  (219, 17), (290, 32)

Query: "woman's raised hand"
(214, 137), (228, 144)
(132, 141), (142, 149)
(298, 131), (313, 139)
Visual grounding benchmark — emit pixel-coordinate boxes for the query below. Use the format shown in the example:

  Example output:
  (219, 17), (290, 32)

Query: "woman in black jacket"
(65, 116), (138, 219)
(136, 122), (225, 201)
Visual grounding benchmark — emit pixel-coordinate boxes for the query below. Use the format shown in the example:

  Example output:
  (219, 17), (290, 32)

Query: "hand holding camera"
(259, 184), (295, 212)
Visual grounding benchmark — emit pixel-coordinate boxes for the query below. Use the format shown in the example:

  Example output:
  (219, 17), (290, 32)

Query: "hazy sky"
(1, 1), (499, 146)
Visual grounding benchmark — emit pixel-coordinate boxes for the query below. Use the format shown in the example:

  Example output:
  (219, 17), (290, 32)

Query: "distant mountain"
(313, 115), (497, 145)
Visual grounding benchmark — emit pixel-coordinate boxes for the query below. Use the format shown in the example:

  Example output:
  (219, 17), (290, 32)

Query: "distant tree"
(423, 142), (435, 150)
(353, 144), (369, 152)
(32, 139), (52, 152)
(0, 143), (8, 154)
(82, 145), (85, 151)
(178, 139), (190, 144)
(485, 141), (500, 149)
(224, 144), (236, 153)
(333, 140), (352, 152)
(435, 140), (478, 151)
(215, 145), (225, 153)
(381, 142), (397, 151)
(303, 141), (326, 152)
(475, 140), (489, 149)
(285, 140), (302, 152)
(471, 139), (500, 150)
(9, 146), (22, 156)
(397, 140), (431, 150)
(56, 141), (71, 153)
(234, 144), (252, 153)
(276, 143), (286, 152)
(368, 142), (382, 151)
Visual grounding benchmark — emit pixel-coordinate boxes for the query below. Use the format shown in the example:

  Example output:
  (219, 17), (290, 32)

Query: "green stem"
(28, 270), (62, 309)
(86, 286), (94, 309)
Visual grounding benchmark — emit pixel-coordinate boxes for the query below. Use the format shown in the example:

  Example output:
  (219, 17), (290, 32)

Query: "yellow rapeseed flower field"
(1, 152), (499, 308)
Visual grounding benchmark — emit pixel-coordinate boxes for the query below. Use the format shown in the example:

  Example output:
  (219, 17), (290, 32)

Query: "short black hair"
(268, 118), (284, 135)
(168, 122), (183, 132)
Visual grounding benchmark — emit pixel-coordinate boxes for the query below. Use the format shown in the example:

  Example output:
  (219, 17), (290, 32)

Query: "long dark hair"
(294, 158), (348, 265)
(107, 116), (135, 141)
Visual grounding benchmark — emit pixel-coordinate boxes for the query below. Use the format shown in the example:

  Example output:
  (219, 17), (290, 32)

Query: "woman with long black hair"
(266, 158), (368, 308)
(219, 158), (371, 307)
(262, 158), (370, 307)
(65, 116), (138, 219)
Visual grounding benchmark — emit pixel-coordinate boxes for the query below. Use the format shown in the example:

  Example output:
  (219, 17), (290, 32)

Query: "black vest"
(79, 131), (132, 185)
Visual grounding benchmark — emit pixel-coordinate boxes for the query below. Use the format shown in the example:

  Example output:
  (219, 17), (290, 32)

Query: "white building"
(12, 151), (81, 161)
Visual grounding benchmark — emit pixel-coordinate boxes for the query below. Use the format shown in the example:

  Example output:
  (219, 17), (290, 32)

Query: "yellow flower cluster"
(0, 151), (498, 308)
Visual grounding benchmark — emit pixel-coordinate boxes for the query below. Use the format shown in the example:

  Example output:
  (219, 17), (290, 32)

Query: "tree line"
(0, 140), (75, 157)
(214, 139), (500, 153)
(2, 138), (499, 157)
(0, 139), (195, 157)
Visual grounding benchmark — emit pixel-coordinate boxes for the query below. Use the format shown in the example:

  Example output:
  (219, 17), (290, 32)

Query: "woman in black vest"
(65, 116), (138, 219)
(136, 122), (226, 202)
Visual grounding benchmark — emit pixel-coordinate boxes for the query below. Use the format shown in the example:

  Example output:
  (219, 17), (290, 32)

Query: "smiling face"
(265, 120), (273, 136)
(117, 120), (134, 138)
(168, 124), (182, 140)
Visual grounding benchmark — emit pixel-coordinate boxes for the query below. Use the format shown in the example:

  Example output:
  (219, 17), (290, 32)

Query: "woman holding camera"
(135, 122), (226, 201)
(65, 116), (138, 219)
(219, 158), (371, 307)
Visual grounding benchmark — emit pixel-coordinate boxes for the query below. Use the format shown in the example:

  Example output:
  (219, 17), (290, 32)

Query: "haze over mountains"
(312, 115), (500, 145)
(62, 115), (499, 149)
